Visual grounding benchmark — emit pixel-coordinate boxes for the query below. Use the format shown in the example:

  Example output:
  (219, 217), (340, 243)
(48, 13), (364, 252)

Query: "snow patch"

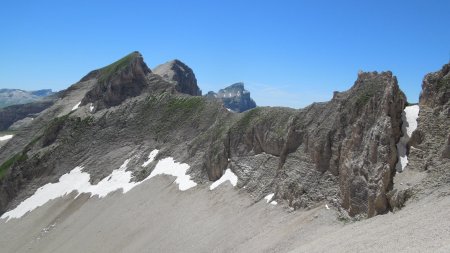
(89, 104), (94, 112)
(1, 167), (92, 220)
(89, 159), (139, 197)
(264, 193), (277, 205)
(404, 105), (420, 137)
(146, 157), (197, 191)
(0, 135), (13, 141)
(71, 101), (81, 111)
(396, 105), (420, 171)
(209, 169), (238, 190)
(1, 154), (196, 221)
(142, 149), (159, 167)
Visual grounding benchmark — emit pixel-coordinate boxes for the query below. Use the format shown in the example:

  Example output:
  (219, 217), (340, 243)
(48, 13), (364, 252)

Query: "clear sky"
(1, 0), (449, 108)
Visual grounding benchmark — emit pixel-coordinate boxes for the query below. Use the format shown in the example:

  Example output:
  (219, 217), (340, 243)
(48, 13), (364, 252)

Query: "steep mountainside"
(206, 82), (257, 112)
(400, 63), (450, 197)
(153, 59), (202, 96)
(0, 89), (54, 108)
(0, 52), (408, 219)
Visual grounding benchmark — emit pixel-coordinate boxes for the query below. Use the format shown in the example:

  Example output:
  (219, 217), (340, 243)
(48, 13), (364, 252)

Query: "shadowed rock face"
(153, 60), (202, 96)
(206, 82), (256, 112)
(80, 51), (152, 110)
(0, 52), (406, 218)
(0, 101), (55, 131)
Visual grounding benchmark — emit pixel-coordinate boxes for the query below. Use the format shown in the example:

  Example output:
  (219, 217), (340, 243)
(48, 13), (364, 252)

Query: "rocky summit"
(0, 52), (449, 252)
(206, 82), (256, 112)
(153, 59), (202, 96)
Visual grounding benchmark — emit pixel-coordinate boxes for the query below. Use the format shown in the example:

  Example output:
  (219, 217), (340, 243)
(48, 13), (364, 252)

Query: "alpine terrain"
(0, 52), (449, 252)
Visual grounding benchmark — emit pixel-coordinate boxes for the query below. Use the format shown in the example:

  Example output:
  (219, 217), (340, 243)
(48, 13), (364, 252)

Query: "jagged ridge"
(0, 52), (408, 219)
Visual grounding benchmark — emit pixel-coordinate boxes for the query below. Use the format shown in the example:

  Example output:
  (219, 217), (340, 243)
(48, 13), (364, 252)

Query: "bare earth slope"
(0, 176), (449, 253)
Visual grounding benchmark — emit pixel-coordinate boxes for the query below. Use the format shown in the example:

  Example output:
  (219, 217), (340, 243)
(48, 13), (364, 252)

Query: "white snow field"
(396, 105), (420, 171)
(71, 101), (81, 111)
(146, 157), (197, 191)
(0, 135), (14, 141)
(209, 168), (238, 190)
(1, 150), (196, 220)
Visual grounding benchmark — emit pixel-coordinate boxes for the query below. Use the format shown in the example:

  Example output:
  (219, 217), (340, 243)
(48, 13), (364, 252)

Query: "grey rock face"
(419, 63), (450, 108)
(206, 82), (256, 112)
(219, 72), (405, 217)
(406, 63), (450, 193)
(153, 60), (201, 96)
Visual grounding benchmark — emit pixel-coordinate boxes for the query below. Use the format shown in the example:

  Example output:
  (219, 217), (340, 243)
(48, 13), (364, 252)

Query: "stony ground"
(0, 174), (449, 253)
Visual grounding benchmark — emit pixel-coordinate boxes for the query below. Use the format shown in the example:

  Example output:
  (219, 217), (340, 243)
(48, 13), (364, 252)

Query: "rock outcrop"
(406, 63), (450, 187)
(153, 59), (202, 96)
(0, 53), (406, 219)
(80, 51), (153, 110)
(218, 72), (405, 217)
(206, 82), (256, 112)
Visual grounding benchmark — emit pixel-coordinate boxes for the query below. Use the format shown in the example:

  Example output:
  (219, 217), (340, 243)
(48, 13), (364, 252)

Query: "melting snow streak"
(264, 193), (277, 205)
(396, 105), (420, 171)
(0, 135), (13, 141)
(71, 101), (81, 111)
(210, 169), (238, 190)
(142, 149), (159, 167)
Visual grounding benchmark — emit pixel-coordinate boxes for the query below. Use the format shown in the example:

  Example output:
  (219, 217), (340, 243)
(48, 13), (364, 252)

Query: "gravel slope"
(0, 174), (449, 253)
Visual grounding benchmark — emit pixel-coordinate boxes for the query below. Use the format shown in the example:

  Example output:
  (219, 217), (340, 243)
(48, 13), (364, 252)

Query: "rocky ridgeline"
(0, 52), (448, 219)
(206, 82), (256, 112)
(205, 71), (405, 217)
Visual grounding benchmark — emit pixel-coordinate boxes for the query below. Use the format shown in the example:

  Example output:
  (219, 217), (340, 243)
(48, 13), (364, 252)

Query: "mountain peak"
(153, 59), (201, 96)
(206, 82), (256, 112)
(80, 52), (152, 109)
(80, 51), (150, 83)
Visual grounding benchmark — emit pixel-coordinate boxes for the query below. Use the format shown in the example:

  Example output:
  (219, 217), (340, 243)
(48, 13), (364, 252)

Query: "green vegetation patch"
(144, 94), (207, 136)
(166, 96), (205, 113)
(98, 52), (138, 83)
(354, 81), (379, 108)
(42, 114), (69, 147)
(233, 107), (262, 131)
(0, 152), (28, 179)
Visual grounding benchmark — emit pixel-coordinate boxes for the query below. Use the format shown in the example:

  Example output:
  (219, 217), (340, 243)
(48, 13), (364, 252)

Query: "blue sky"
(1, 0), (449, 108)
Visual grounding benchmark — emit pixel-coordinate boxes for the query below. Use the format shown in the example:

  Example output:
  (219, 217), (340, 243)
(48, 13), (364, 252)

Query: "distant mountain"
(206, 82), (256, 112)
(0, 89), (55, 108)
